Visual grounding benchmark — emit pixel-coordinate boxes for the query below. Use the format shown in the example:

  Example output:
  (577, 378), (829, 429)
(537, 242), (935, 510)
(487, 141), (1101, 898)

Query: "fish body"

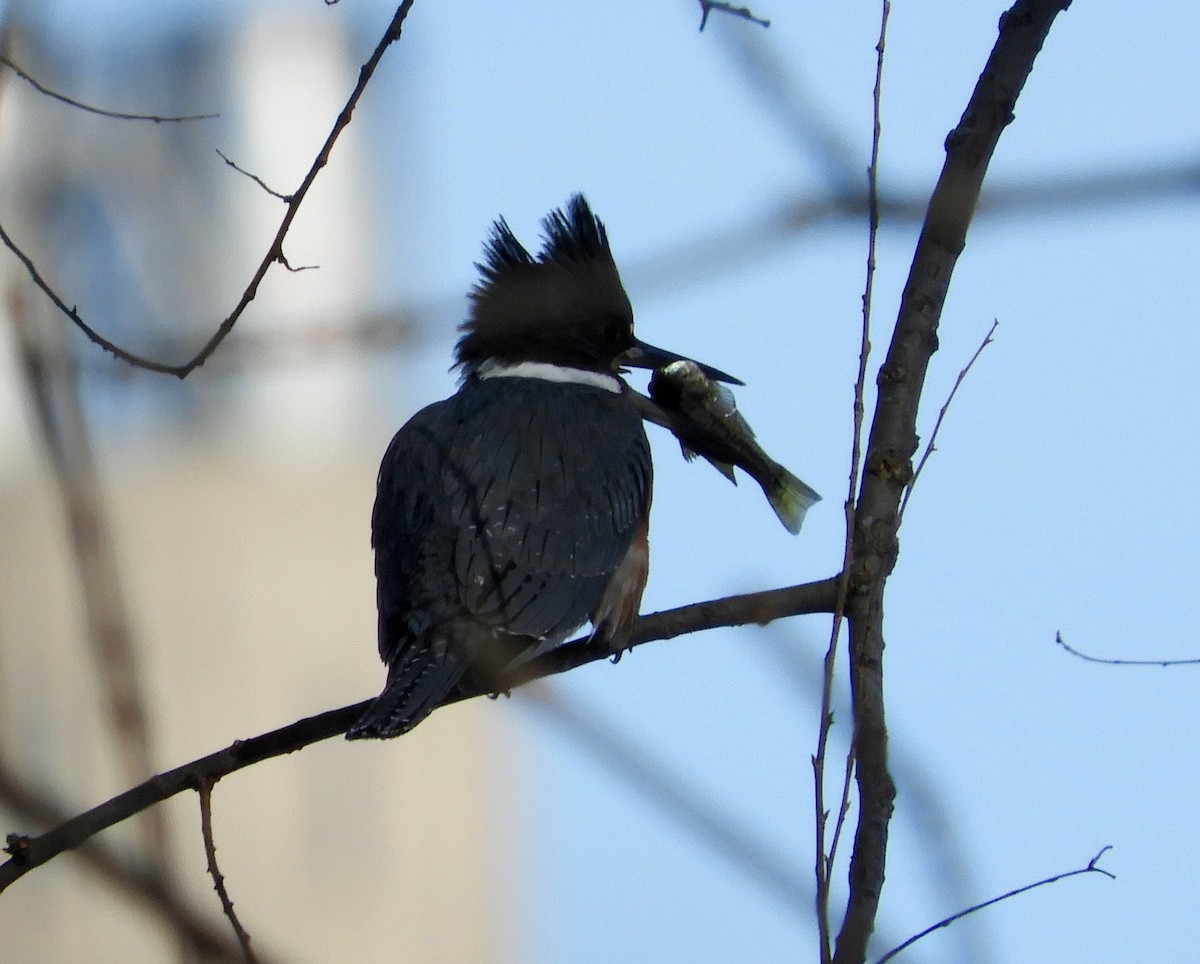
(648, 360), (820, 534)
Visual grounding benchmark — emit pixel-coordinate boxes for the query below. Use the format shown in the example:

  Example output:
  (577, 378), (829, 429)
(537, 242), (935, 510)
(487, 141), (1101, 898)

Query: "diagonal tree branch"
(0, 1), (415, 378)
(0, 576), (839, 894)
(833, 3), (1073, 961)
(521, 683), (813, 914)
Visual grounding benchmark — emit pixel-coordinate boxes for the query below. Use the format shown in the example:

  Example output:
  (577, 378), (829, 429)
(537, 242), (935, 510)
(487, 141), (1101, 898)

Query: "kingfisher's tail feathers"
(346, 654), (467, 740)
(764, 467), (822, 536)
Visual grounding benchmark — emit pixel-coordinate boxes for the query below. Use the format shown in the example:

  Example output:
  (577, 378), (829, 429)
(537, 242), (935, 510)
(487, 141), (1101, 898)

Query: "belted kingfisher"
(347, 194), (739, 739)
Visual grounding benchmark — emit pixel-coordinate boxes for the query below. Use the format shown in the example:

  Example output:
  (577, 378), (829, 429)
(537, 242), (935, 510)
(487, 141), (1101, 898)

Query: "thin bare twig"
(814, 4), (888, 959)
(1055, 631), (1200, 667)
(215, 149), (293, 202)
(697, 1), (771, 32)
(824, 735), (857, 882)
(835, 4), (1073, 961)
(0, 53), (218, 122)
(0, 1), (416, 377)
(897, 318), (998, 525)
(198, 780), (258, 964)
(874, 846), (1114, 963)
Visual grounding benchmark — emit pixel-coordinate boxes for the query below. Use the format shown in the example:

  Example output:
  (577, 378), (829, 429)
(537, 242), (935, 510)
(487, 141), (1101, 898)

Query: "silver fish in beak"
(648, 360), (820, 534)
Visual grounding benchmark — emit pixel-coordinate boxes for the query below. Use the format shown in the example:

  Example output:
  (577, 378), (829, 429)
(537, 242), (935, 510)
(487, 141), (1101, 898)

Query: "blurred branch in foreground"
(8, 286), (165, 857)
(13, 157), (1194, 387)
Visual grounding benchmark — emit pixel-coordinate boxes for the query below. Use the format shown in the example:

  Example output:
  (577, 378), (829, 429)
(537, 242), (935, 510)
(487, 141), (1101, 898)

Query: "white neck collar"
(477, 359), (622, 394)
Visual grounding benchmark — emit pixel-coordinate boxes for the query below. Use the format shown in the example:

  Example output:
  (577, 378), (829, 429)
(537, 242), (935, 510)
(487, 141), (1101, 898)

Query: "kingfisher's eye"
(605, 316), (630, 344)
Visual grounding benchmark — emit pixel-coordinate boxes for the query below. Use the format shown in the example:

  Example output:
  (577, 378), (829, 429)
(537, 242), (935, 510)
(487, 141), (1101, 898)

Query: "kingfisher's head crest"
(455, 194), (637, 377)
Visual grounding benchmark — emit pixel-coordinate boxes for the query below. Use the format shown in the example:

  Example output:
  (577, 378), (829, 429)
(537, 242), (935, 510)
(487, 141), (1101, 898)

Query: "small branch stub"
(697, 1), (771, 31)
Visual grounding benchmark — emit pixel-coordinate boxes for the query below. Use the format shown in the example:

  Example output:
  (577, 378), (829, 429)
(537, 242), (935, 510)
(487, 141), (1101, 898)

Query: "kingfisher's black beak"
(619, 339), (744, 386)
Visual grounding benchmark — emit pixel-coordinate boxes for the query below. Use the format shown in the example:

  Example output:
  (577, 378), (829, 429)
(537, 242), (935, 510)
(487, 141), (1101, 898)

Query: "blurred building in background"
(0, 11), (518, 963)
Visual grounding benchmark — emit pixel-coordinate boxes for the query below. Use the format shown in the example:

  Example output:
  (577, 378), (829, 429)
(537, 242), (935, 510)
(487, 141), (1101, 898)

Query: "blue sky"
(12, 1), (1200, 961)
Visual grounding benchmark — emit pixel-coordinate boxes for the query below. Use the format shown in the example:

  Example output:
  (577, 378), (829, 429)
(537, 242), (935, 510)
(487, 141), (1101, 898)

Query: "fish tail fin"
(764, 466), (821, 535)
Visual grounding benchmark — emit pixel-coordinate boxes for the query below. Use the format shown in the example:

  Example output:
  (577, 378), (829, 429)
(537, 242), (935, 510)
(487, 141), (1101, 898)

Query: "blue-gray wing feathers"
(348, 378), (650, 738)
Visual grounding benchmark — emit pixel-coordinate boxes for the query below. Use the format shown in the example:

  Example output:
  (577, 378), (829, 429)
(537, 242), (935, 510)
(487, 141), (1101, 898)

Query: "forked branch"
(0, 2), (415, 378)
(834, 3), (1073, 961)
